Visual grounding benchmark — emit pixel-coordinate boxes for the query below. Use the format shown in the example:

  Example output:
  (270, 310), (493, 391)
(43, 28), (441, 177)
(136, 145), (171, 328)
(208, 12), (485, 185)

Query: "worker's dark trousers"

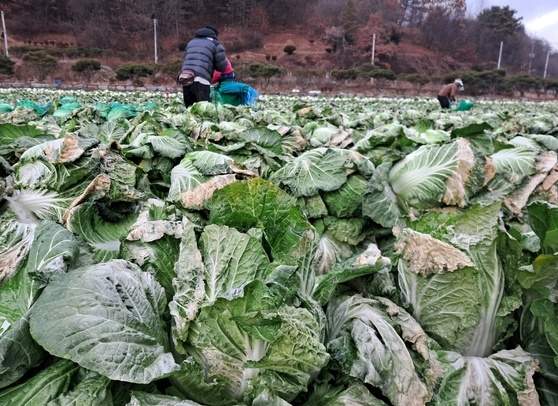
(437, 95), (451, 109)
(183, 83), (211, 107)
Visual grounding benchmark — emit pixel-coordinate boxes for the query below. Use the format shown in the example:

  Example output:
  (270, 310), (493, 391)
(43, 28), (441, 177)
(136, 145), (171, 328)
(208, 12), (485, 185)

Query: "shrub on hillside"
(545, 79), (558, 93)
(358, 66), (396, 80)
(399, 73), (430, 85)
(115, 64), (154, 81)
(22, 50), (58, 80)
(507, 75), (543, 93)
(65, 47), (103, 58)
(242, 63), (282, 79)
(388, 26), (402, 44)
(71, 59), (101, 73)
(228, 32), (264, 52)
(284, 44), (297, 55)
(331, 68), (358, 80)
(331, 66), (396, 81)
(443, 69), (507, 95)
(160, 60), (182, 78)
(0, 56), (15, 75)
(442, 70), (549, 95)
(12, 46), (103, 59)
(11, 45), (40, 57)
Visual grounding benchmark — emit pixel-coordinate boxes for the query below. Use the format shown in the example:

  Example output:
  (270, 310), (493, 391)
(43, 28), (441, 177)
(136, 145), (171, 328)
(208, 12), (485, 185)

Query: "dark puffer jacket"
(181, 27), (228, 82)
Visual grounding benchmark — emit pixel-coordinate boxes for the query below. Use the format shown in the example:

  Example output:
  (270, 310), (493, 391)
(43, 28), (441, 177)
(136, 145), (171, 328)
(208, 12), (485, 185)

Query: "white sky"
(467, 0), (558, 49)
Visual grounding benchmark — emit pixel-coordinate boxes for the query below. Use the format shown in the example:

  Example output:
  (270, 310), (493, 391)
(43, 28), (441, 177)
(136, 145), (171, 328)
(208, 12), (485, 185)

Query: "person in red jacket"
(212, 58), (235, 84)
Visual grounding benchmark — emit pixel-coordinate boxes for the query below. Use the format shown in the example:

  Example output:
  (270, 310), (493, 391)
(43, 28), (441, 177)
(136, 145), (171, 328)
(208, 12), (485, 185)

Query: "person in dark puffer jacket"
(179, 25), (229, 107)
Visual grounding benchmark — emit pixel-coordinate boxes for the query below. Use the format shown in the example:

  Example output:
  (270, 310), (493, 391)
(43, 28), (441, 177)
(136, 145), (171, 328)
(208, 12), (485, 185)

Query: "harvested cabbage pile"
(0, 89), (557, 405)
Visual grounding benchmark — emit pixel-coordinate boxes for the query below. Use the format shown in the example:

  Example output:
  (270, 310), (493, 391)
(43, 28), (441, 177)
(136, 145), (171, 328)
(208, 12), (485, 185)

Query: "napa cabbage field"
(0, 88), (557, 405)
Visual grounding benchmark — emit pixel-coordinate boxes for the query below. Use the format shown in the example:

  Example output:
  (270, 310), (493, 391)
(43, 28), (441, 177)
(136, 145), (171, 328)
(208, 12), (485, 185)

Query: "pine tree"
(342, 0), (358, 43)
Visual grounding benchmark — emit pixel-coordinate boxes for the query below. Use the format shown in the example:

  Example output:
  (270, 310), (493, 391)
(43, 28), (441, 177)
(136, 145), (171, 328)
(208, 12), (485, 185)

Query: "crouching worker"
(178, 25), (229, 107)
(437, 79), (464, 109)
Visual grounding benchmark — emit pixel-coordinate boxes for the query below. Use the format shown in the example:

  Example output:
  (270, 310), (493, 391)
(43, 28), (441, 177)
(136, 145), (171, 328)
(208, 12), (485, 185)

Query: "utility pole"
(1, 11), (8, 58)
(153, 17), (158, 64)
(371, 33), (376, 66)
(497, 41), (503, 70)
(543, 51), (550, 79)
(528, 42), (535, 75)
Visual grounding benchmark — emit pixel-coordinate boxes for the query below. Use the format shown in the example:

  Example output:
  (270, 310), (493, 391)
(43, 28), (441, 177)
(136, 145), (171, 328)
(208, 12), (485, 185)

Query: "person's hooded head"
(454, 78), (464, 91)
(195, 25), (219, 39)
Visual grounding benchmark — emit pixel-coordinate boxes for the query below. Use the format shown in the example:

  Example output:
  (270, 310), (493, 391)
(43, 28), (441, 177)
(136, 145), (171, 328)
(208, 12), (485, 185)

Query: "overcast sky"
(466, 0), (558, 49)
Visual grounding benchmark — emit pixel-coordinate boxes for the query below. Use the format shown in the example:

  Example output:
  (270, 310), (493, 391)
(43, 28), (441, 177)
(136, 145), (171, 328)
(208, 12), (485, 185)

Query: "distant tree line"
(0, 0), (555, 77)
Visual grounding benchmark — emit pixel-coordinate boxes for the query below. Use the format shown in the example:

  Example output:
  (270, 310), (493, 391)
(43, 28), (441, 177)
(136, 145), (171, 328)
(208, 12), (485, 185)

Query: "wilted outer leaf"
(170, 224), (270, 343)
(14, 160), (55, 189)
(25, 221), (79, 285)
(0, 217), (35, 283)
(307, 384), (388, 406)
(0, 360), (79, 405)
(66, 203), (138, 262)
(168, 160), (206, 202)
(323, 175), (367, 218)
(505, 151), (557, 215)
(180, 174), (237, 210)
(326, 295), (437, 406)
(362, 162), (402, 228)
(398, 203), (507, 356)
(313, 243), (391, 304)
(186, 150), (234, 175)
(404, 120), (450, 145)
(47, 371), (112, 406)
(169, 221), (205, 345)
(128, 391), (202, 406)
(126, 207), (183, 243)
(171, 281), (329, 405)
(20, 135), (96, 164)
(312, 233), (353, 276)
(395, 228), (473, 276)
(478, 147), (539, 204)
(29, 260), (179, 384)
(0, 221), (78, 388)
(431, 348), (540, 406)
(272, 148), (349, 197)
(442, 138), (476, 207)
(389, 142), (458, 209)
(147, 134), (188, 159)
